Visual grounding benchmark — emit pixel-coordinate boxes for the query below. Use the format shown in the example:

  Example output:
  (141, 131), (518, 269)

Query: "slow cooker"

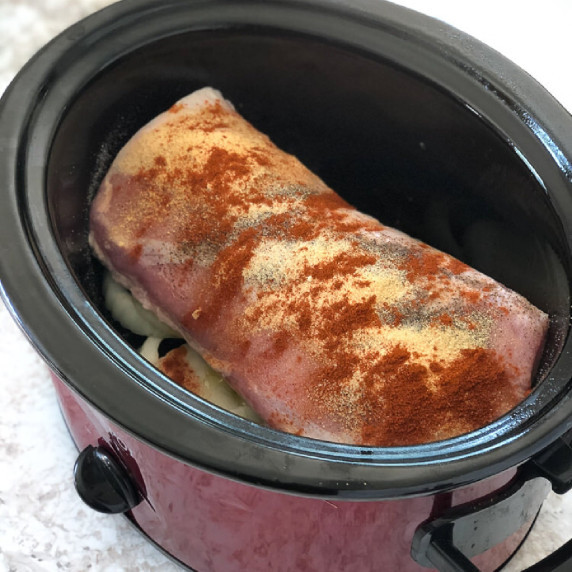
(1, 0), (572, 570)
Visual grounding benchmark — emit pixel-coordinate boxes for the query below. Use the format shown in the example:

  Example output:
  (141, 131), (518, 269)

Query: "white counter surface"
(1, 1), (572, 570)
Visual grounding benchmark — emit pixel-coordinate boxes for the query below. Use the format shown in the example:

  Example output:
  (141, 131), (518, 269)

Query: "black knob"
(74, 445), (141, 514)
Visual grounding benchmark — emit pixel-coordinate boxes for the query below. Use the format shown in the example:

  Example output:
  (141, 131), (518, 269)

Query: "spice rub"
(89, 87), (549, 446)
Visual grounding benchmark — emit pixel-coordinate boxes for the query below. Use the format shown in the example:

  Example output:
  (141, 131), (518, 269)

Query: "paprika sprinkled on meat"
(89, 87), (549, 446)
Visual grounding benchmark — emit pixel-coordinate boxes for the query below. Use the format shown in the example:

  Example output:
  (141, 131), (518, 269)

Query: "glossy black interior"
(4, 0), (572, 497)
(48, 29), (569, 378)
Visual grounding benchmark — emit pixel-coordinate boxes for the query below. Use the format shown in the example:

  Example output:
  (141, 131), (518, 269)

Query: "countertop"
(1, 1), (572, 570)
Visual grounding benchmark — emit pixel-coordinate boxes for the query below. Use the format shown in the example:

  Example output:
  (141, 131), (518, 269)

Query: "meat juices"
(89, 87), (549, 446)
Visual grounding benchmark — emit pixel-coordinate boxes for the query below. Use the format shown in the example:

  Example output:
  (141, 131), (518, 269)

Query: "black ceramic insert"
(2, 0), (572, 498)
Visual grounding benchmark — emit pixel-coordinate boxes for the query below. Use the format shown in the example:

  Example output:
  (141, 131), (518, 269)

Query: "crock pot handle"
(412, 429), (572, 571)
(418, 525), (572, 572)
(74, 445), (141, 514)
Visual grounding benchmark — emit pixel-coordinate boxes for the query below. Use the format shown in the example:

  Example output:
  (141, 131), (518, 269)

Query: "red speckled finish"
(52, 375), (534, 572)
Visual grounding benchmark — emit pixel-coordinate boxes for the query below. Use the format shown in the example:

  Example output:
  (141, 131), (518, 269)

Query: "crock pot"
(1, 0), (572, 570)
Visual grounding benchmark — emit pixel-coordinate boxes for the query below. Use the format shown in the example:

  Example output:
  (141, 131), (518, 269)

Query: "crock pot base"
(52, 373), (538, 572)
(121, 510), (541, 572)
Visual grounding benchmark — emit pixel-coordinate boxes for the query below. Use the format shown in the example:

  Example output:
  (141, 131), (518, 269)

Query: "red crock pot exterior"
(53, 374), (533, 572)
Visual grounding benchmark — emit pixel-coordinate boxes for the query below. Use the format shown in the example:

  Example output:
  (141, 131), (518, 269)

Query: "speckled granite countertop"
(1, 1), (572, 571)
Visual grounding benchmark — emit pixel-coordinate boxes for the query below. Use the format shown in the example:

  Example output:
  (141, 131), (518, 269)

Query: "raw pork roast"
(90, 88), (548, 446)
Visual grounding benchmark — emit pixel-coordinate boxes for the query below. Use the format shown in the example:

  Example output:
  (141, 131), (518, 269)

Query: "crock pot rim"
(1, 0), (572, 499)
